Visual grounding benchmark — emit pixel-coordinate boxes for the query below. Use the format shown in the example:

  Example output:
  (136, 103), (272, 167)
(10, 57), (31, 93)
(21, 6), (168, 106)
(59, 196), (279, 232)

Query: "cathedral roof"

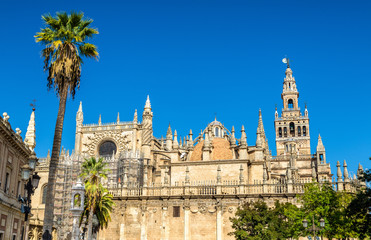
(190, 138), (233, 161)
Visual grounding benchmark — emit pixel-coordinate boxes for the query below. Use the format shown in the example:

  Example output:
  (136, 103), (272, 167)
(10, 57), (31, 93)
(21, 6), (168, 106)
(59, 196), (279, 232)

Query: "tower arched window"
(297, 126), (301, 136)
(215, 127), (219, 137)
(283, 127), (287, 137)
(303, 126), (307, 136)
(288, 99), (294, 109)
(278, 128), (282, 138)
(289, 122), (295, 137)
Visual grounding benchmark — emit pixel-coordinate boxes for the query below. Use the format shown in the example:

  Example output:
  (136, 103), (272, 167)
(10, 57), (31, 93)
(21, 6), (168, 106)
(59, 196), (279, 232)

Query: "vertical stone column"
(141, 203), (147, 240)
(184, 199), (190, 240)
(161, 201), (169, 240)
(216, 200), (223, 240)
(120, 223), (125, 240)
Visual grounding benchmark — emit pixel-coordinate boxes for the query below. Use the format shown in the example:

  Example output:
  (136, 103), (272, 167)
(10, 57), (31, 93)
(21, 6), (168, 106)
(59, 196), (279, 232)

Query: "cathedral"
(29, 64), (363, 240)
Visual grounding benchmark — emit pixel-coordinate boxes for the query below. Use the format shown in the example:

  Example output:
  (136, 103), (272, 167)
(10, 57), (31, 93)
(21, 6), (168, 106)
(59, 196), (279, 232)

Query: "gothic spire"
(133, 109), (138, 124)
(258, 109), (265, 137)
(240, 125), (247, 146)
(343, 160), (349, 182)
(98, 114), (102, 125)
(166, 123), (172, 139)
(117, 112), (120, 124)
(316, 134), (325, 152)
(230, 126), (236, 147)
(24, 109), (36, 151)
(145, 95), (151, 110)
(336, 161), (342, 181)
(173, 130), (179, 149)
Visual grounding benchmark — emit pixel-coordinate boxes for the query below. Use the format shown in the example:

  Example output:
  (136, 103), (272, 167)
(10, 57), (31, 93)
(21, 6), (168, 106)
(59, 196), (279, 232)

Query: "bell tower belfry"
(275, 60), (311, 155)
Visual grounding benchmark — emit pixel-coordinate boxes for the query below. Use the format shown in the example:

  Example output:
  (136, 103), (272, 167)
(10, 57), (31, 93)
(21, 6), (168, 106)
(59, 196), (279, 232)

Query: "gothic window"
(278, 128), (282, 138)
(173, 206), (180, 217)
(42, 185), (48, 204)
(303, 126), (307, 136)
(215, 127), (219, 137)
(99, 140), (117, 156)
(288, 99), (294, 109)
(297, 126), (301, 136)
(284, 127), (287, 137)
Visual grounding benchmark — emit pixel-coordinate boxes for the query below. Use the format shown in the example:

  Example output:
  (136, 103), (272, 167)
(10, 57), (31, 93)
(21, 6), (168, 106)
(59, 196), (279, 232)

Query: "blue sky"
(0, 0), (370, 176)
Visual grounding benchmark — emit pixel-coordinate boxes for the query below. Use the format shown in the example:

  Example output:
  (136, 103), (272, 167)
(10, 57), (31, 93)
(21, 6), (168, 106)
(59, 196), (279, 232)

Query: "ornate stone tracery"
(83, 130), (132, 155)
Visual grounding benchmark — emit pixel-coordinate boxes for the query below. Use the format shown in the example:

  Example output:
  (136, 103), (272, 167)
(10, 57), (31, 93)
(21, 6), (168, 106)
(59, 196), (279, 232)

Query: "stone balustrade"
(106, 178), (358, 198)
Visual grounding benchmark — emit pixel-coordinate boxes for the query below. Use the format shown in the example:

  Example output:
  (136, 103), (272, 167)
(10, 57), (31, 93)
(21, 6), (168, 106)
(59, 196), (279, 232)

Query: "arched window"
(303, 126), (307, 136)
(278, 128), (282, 138)
(289, 122), (295, 137)
(297, 126), (301, 136)
(215, 127), (219, 137)
(284, 127), (287, 137)
(42, 184), (47, 204)
(99, 140), (117, 156)
(288, 99), (294, 109)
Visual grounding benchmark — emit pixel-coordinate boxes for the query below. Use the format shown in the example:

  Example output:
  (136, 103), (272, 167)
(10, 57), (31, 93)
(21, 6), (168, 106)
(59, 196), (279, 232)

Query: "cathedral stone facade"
(30, 65), (364, 240)
(75, 65), (334, 240)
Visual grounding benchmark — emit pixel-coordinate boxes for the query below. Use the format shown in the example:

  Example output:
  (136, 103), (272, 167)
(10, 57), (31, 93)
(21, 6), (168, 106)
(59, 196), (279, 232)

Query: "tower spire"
(145, 95), (151, 110)
(24, 109), (36, 151)
(316, 134), (325, 151)
(117, 112), (120, 123)
(133, 109), (138, 124)
(240, 125), (247, 147)
(173, 130), (179, 150)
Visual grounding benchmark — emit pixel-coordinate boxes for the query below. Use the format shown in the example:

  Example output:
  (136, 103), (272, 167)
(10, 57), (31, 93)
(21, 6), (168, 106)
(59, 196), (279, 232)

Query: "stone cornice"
(0, 119), (31, 157)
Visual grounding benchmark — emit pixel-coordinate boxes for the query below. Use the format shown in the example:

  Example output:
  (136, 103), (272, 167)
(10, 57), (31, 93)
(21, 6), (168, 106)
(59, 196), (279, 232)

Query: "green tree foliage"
(346, 157), (371, 239)
(35, 11), (98, 239)
(230, 178), (370, 239)
(229, 200), (301, 240)
(80, 157), (112, 239)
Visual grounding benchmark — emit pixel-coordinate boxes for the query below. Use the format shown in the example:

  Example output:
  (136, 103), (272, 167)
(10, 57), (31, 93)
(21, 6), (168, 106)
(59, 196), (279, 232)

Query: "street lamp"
(20, 171), (40, 221)
(302, 216), (325, 239)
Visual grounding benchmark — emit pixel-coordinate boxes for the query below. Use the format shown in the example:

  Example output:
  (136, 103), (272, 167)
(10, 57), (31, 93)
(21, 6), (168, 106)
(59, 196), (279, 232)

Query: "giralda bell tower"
(274, 59), (311, 156)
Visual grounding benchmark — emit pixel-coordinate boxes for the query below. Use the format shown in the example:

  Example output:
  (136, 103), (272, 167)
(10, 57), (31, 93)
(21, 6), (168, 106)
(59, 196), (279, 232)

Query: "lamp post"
(21, 167), (40, 221)
(302, 216), (325, 239)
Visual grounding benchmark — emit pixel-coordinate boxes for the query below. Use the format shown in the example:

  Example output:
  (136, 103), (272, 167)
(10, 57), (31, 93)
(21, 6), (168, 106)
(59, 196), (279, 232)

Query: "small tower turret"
(142, 95), (153, 159)
(316, 134), (326, 164)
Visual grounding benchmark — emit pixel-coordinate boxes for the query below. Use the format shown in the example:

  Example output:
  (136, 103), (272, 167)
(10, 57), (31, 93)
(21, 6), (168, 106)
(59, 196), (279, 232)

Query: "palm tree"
(80, 185), (115, 234)
(35, 11), (98, 239)
(80, 157), (110, 239)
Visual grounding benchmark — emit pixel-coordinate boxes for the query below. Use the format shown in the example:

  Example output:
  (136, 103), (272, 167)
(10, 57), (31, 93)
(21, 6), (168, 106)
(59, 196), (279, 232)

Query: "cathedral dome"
(190, 138), (233, 161)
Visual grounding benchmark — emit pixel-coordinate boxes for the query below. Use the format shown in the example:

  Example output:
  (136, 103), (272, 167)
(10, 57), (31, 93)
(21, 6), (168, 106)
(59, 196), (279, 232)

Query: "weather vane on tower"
(282, 57), (290, 68)
(30, 99), (36, 111)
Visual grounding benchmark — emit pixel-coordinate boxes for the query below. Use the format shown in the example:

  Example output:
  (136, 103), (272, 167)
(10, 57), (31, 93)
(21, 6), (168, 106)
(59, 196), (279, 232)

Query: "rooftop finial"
(117, 112), (120, 124)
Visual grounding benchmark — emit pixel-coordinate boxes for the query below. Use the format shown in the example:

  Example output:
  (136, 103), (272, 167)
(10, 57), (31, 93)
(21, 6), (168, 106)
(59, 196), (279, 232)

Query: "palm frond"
(79, 43), (99, 59)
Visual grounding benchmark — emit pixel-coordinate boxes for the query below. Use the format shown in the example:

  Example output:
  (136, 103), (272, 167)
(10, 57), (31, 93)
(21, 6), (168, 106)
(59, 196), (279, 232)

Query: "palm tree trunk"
(42, 86), (68, 240)
(87, 203), (95, 240)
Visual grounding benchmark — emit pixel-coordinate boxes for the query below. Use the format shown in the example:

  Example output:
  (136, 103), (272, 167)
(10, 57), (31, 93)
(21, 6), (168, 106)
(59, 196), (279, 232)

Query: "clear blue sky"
(0, 0), (370, 176)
